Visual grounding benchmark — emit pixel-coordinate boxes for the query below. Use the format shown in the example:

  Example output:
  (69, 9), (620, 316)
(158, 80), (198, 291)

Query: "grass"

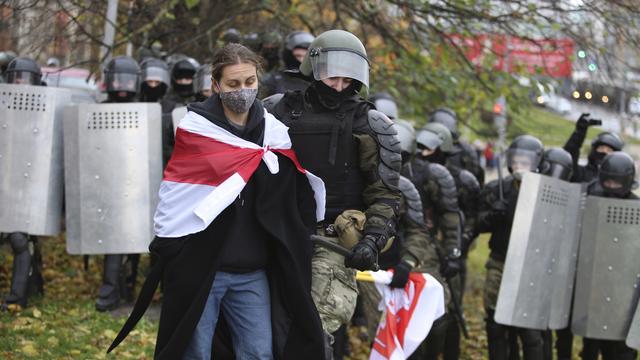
(0, 236), (158, 359)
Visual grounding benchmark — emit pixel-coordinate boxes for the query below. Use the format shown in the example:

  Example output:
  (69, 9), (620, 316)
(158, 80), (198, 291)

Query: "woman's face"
(321, 76), (353, 92)
(213, 63), (257, 93)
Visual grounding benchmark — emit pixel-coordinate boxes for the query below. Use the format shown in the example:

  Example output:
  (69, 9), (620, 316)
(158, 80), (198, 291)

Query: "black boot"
(96, 254), (124, 312)
(4, 233), (32, 308)
(486, 312), (509, 360)
(27, 236), (44, 298)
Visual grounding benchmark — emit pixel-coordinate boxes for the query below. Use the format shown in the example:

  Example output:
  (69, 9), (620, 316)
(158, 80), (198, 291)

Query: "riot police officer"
(139, 58), (169, 103)
(260, 31), (314, 98)
(160, 57), (199, 165)
(541, 147), (574, 181)
(193, 64), (212, 102)
(429, 107), (485, 185)
(404, 122), (463, 359)
(564, 113), (624, 183)
(1, 57), (45, 309)
(477, 135), (546, 359)
(581, 151), (638, 360)
(265, 29), (401, 355)
(96, 56), (142, 311)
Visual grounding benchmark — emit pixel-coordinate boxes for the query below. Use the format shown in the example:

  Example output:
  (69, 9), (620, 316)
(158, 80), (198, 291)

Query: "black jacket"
(564, 127), (598, 183)
(476, 176), (519, 260)
(108, 95), (325, 359)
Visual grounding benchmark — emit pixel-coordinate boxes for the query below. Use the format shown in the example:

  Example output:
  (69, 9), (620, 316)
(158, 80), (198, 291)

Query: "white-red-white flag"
(153, 109), (325, 238)
(367, 271), (445, 360)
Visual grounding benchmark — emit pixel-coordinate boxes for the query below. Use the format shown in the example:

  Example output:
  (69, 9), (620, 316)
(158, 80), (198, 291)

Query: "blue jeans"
(183, 270), (273, 360)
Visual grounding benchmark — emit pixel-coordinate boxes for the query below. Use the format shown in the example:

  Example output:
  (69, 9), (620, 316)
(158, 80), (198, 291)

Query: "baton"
(496, 152), (505, 202)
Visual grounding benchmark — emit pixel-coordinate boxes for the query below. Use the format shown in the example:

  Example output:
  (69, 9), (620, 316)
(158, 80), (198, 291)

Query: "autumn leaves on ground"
(0, 234), (491, 359)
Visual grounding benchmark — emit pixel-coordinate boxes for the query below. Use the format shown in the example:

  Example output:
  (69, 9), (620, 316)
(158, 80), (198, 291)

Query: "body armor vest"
(276, 93), (367, 222)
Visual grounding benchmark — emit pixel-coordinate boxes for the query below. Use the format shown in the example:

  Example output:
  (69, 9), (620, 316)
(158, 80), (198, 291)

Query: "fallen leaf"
(21, 341), (38, 357)
(32, 308), (41, 318)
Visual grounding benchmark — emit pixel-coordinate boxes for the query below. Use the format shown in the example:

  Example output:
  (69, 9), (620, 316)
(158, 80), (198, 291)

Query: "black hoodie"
(187, 94), (270, 272)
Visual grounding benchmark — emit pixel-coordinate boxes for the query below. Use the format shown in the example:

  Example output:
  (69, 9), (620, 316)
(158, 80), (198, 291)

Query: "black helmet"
(243, 33), (262, 53)
(282, 31), (314, 69)
(6, 57), (42, 85)
(370, 92), (398, 119)
(139, 57), (169, 102)
(222, 28), (242, 45)
(103, 56), (141, 94)
(589, 132), (624, 166)
(171, 58), (199, 97)
(506, 135), (544, 176)
(541, 147), (573, 181)
(428, 108), (458, 137)
(598, 152), (636, 197)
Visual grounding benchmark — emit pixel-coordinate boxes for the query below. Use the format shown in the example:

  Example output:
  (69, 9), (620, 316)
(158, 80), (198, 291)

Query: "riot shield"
(172, 106), (187, 134)
(495, 173), (583, 330)
(627, 302), (640, 350)
(0, 84), (72, 236)
(63, 103), (162, 254)
(572, 196), (640, 340)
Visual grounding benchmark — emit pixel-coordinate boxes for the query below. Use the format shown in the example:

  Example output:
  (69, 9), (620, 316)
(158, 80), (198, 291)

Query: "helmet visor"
(374, 98), (398, 119)
(507, 149), (540, 172)
(7, 71), (40, 85)
(416, 129), (443, 151)
(197, 75), (212, 92)
(310, 49), (369, 88)
(287, 32), (314, 50)
(142, 66), (169, 85)
(106, 72), (139, 93)
(548, 163), (572, 180)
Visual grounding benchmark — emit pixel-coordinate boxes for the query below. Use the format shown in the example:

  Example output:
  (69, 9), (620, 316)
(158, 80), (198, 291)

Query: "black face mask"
(418, 148), (446, 165)
(140, 83), (167, 102)
(174, 83), (194, 98)
(588, 150), (607, 167)
(108, 91), (136, 103)
(312, 80), (358, 109)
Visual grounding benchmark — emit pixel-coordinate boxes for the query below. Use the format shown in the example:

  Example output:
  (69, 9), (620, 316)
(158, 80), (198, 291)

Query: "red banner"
(448, 34), (574, 78)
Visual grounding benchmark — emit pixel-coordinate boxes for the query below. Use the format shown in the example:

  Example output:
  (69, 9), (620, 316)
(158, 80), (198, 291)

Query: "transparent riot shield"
(0, 84), (72, 235)
(495, 173), (583, 330)
(63, 102), (162, 254)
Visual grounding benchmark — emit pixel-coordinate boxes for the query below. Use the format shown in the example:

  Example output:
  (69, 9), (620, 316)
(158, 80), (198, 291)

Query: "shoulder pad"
(458, 169), (480, 192)
(262, 93), (284, 113)
(367, 109), (397, 135)
(367, 109), (402, 190)
(399, 175), (425, 225)
(427, 163), (459, 211)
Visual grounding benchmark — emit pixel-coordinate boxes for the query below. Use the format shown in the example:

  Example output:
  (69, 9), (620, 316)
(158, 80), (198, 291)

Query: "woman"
(108, 43), (326, 360)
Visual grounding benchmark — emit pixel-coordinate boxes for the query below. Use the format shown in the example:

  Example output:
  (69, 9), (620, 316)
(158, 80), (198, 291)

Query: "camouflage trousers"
(311, 236), (358, 334)
(483, 256), (504, 313)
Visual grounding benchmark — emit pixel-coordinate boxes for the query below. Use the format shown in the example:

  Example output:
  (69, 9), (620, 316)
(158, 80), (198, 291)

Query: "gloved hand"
(344, 234), (382, 271)
(576, 113), (601, 130)
(441, 256), (461, 278)
(389, 261), (412, 288)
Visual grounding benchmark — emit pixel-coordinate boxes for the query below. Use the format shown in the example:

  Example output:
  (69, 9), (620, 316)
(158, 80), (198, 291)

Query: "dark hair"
(211, 43), (262, 82)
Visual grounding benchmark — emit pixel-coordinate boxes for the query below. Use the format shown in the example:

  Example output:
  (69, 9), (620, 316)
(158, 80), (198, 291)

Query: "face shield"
(7, 71), (41, 85)
(548, 163), (572, 181)
(309, 48), (369, 89)
(507, 149), (541, 179)
(198, 75), (212, 92)
(105, 72), (140, 93)
(142, 66), (169, 85)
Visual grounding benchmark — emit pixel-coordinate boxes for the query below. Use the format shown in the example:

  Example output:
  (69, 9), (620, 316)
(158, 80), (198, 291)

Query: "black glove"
(441, 256), (461, 278)
(576, 113), (602, 130)
(389, 261), (412, 288)
(344, 234), (383, 271)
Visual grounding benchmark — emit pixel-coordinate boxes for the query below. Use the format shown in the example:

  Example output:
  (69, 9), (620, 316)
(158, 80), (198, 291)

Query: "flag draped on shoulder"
(154, 109), (326, 238)
(363, 270), (445, 360)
